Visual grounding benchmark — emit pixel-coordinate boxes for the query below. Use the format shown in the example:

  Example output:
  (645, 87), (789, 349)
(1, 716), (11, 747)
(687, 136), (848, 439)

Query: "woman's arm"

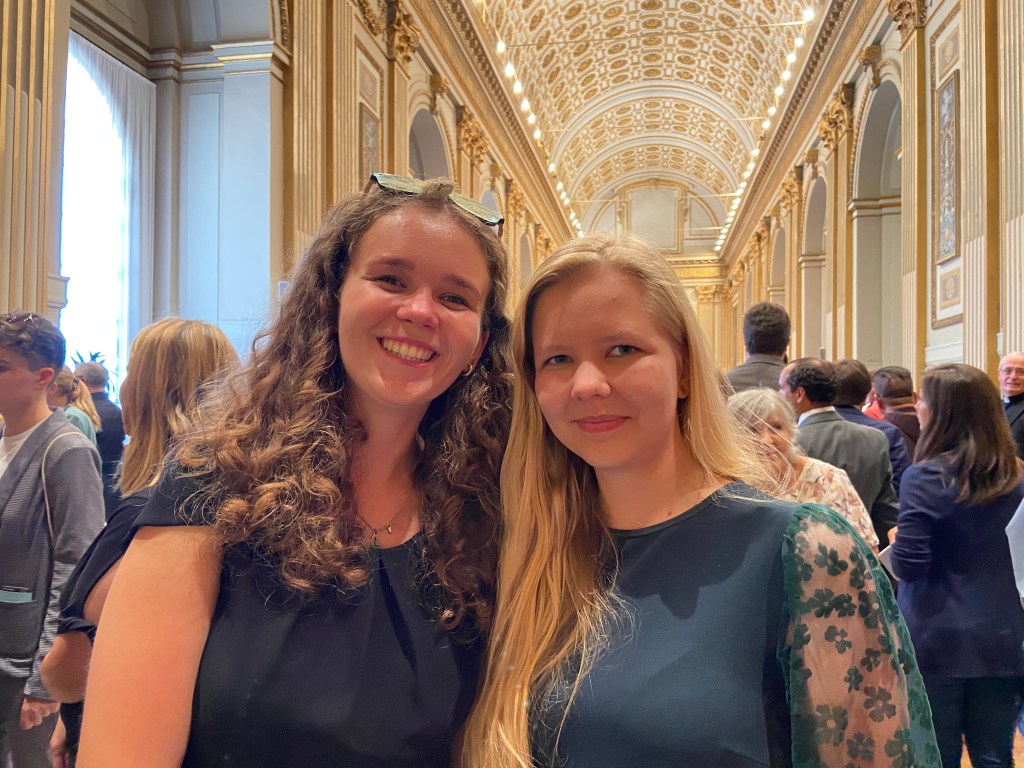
(889, 464), (938, 582)
(40, 632), (92, 703)
(780, 504), (941, 767)
(76, 526), (222, 768)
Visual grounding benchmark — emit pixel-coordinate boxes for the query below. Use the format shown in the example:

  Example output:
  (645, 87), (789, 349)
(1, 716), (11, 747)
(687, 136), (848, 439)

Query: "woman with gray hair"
(728, 387), (878, 548)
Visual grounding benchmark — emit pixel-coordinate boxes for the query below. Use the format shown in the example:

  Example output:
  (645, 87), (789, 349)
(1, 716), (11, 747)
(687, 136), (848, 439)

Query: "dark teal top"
(532, 485), (940, 768)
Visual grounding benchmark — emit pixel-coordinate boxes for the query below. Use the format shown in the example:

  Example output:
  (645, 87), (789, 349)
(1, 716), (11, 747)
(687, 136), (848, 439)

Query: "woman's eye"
(609, 344), (638, 357)
(372, 274), (403, 287)
(542, 354), (571, 367)
(441, 294), (470, 308)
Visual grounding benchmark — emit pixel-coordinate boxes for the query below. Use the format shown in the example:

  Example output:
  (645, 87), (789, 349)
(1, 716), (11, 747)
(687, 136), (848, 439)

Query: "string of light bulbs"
(715, 5), (816, 254)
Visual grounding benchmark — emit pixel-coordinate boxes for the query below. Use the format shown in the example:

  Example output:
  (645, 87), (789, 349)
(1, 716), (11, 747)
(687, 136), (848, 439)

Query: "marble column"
(0, 0), (72, 316)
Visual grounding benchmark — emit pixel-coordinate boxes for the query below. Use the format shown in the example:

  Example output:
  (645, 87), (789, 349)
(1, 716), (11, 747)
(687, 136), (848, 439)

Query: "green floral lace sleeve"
(780, 504), (940, 768)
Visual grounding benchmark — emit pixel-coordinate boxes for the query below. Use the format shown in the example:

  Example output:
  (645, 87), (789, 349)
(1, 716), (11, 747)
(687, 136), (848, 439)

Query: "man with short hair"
(999, 352), (1024, 459)
(0, 313), (103, 767)
(780, 357), (898, 546)
(833, 359), (911, 494)
(74, 361), (125, 512)
(872, 366), (921, 456)
(725, 302), (791, 392)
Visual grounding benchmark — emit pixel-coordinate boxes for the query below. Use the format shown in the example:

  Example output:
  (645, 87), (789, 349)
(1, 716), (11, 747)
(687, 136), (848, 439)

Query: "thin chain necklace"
(356, 489), (413, 548)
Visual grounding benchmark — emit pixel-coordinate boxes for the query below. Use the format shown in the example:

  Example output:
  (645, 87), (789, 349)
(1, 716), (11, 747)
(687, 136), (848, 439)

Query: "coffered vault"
(471, 0), (816, 255)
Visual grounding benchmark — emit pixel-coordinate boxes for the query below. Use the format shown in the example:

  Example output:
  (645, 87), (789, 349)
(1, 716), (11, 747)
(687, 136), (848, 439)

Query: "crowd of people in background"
(1, 176), (1023, 768)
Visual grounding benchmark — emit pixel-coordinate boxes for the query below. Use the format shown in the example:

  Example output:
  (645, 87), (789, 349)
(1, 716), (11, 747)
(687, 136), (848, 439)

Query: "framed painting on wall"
(931, 67), (963, 329)
(360, 105), (380, 182)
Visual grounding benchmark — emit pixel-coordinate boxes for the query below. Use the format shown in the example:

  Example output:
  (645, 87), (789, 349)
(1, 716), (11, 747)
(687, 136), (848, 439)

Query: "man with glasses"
(0, 313), (103, 767)
(999, 352), (1024, 459)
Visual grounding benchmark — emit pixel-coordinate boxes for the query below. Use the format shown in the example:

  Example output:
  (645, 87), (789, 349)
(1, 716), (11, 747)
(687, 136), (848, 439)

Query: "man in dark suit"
(74, 362), (125, 513)
(725, 302), (790, 392)
(833, 359), (911, 494)
(999, 352), (1024, 459)
(872, 366), (921, 457)
(779, 357), (898, 546)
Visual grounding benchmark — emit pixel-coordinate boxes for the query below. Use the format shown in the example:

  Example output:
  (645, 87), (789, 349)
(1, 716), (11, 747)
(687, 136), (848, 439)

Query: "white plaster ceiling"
(480, 0), (813, 239)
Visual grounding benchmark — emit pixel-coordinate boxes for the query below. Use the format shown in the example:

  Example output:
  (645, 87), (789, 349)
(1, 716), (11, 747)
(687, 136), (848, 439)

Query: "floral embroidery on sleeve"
(780, 504), (940, 768)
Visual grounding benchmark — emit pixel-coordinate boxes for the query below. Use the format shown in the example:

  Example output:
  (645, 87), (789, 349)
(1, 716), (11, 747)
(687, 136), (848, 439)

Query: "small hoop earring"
(460, 362), (476, 378)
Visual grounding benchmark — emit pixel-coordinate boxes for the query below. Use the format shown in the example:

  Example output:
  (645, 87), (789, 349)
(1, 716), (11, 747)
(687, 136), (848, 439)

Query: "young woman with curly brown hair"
(77, 176), (511, 768)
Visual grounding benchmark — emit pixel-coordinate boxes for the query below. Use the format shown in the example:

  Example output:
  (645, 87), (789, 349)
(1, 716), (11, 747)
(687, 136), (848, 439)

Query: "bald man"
(1000, 352), (1024, 459)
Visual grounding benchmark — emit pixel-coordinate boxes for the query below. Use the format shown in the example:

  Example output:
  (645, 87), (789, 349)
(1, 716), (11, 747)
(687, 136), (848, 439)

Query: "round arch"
(409, 109), (450, 179)
(770, 226), (786, 289)
(851, 80), (902, 369)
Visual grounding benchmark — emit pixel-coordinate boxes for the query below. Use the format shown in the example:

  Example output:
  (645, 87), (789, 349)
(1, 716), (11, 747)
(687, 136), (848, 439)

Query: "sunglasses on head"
(0, 312), (41, 326)
(366, 172), (505, 238)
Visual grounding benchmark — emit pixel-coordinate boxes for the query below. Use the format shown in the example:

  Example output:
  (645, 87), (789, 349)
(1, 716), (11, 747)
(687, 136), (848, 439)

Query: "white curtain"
(59, 32), (154, 395)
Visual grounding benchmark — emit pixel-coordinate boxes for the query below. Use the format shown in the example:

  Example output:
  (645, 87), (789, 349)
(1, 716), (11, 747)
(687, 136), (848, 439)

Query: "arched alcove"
(409, 109), (450, 179)
(480, 188), (498, 211)
(801, 176), (827, 357)
(852, 80), (902, 369)
(519, 233), (532, 286)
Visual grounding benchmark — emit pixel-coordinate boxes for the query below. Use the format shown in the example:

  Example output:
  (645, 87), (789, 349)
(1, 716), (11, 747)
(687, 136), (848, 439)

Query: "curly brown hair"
(175, 179), (511, 631)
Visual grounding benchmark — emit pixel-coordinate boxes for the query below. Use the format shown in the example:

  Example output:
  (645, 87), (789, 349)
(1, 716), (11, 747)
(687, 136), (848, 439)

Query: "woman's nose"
(570, 361), (611, 399)
(396, 289), (439, 327)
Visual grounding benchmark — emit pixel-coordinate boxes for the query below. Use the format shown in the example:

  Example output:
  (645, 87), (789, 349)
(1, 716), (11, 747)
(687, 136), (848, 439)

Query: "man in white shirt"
(0, 312), (103, 768)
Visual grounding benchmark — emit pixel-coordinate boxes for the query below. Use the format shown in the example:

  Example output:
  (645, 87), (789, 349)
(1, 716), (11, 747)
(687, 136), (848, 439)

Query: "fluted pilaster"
(0, 0), (72, 316)
(962, 0), (1000, 371)
(999, 0), (1024, 355)
(291, 0), (327, 262)
(897, 23), (928, 379)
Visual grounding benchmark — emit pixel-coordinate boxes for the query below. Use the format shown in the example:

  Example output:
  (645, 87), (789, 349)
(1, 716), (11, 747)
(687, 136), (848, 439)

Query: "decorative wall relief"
(934, 71), (960, 266)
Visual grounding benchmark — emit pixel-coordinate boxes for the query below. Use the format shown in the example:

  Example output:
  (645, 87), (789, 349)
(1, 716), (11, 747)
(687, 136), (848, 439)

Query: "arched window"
(59, 33), (154, 394)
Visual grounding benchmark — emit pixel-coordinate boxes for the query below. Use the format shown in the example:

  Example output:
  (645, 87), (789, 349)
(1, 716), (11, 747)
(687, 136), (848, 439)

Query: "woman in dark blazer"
(891, 363), (1024, 768)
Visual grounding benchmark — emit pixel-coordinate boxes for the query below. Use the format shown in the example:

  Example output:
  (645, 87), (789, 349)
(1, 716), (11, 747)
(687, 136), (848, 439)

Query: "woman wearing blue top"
(890, 363), (1024, 768)
(465, 233), (939, 768)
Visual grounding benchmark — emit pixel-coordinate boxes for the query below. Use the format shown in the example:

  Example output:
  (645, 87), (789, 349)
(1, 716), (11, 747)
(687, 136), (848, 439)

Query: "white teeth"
(381, 339), (433, 362)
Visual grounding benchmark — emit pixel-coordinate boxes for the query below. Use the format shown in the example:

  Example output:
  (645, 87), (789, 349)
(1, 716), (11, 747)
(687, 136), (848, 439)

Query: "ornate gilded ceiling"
(476, 0), (814, 241)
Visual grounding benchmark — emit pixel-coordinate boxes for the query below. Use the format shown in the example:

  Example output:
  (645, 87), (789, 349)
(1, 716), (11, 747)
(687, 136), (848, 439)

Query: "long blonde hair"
(51, 367), (102, 430)
(464, 233), (769, 767)
(119, 319), (237, 496)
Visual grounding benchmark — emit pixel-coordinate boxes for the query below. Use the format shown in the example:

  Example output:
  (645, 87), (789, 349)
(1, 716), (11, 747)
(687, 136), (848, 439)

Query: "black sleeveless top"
(134, 470), (483, 768)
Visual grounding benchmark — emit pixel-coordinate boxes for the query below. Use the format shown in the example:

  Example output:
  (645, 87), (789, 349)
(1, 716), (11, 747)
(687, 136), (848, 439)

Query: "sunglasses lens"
(449, 193), (505, 226)
(371, 173), (423, 195)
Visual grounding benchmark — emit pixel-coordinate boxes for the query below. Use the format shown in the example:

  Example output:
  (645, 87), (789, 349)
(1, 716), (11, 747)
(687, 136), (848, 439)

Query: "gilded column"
(0, 0), (73, 315)
(385, 0), (419, 175)
(817, 83), (855, 357)
(890, 0), (929, 377)
(457, 107), (488, 196)
(959, 0), (1000, 371)
(998, 0), (1024, 354)
(291, 0), (327, 262)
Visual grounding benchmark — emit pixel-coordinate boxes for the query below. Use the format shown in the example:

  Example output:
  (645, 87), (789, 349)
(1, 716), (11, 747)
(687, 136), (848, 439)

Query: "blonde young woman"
(47, 367), (102, 445)
(465, 233), (938, 768)
(728, 387), (878, 548)
(41, 319), (237, 767)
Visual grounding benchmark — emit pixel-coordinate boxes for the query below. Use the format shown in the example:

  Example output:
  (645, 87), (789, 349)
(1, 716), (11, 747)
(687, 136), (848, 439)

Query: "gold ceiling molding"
(887, 0), (929, 44)
(817, 83), (855, 154)
(412, 0), (568, 238)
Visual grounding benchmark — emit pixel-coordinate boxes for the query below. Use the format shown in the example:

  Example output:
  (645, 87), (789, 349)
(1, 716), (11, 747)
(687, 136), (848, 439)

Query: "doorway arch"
(409, 109), (449, 179)
(852, 81), (902, 369)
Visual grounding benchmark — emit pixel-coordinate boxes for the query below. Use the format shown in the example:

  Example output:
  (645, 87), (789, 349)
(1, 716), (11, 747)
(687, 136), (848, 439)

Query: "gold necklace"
(356, 490), (413, 547)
